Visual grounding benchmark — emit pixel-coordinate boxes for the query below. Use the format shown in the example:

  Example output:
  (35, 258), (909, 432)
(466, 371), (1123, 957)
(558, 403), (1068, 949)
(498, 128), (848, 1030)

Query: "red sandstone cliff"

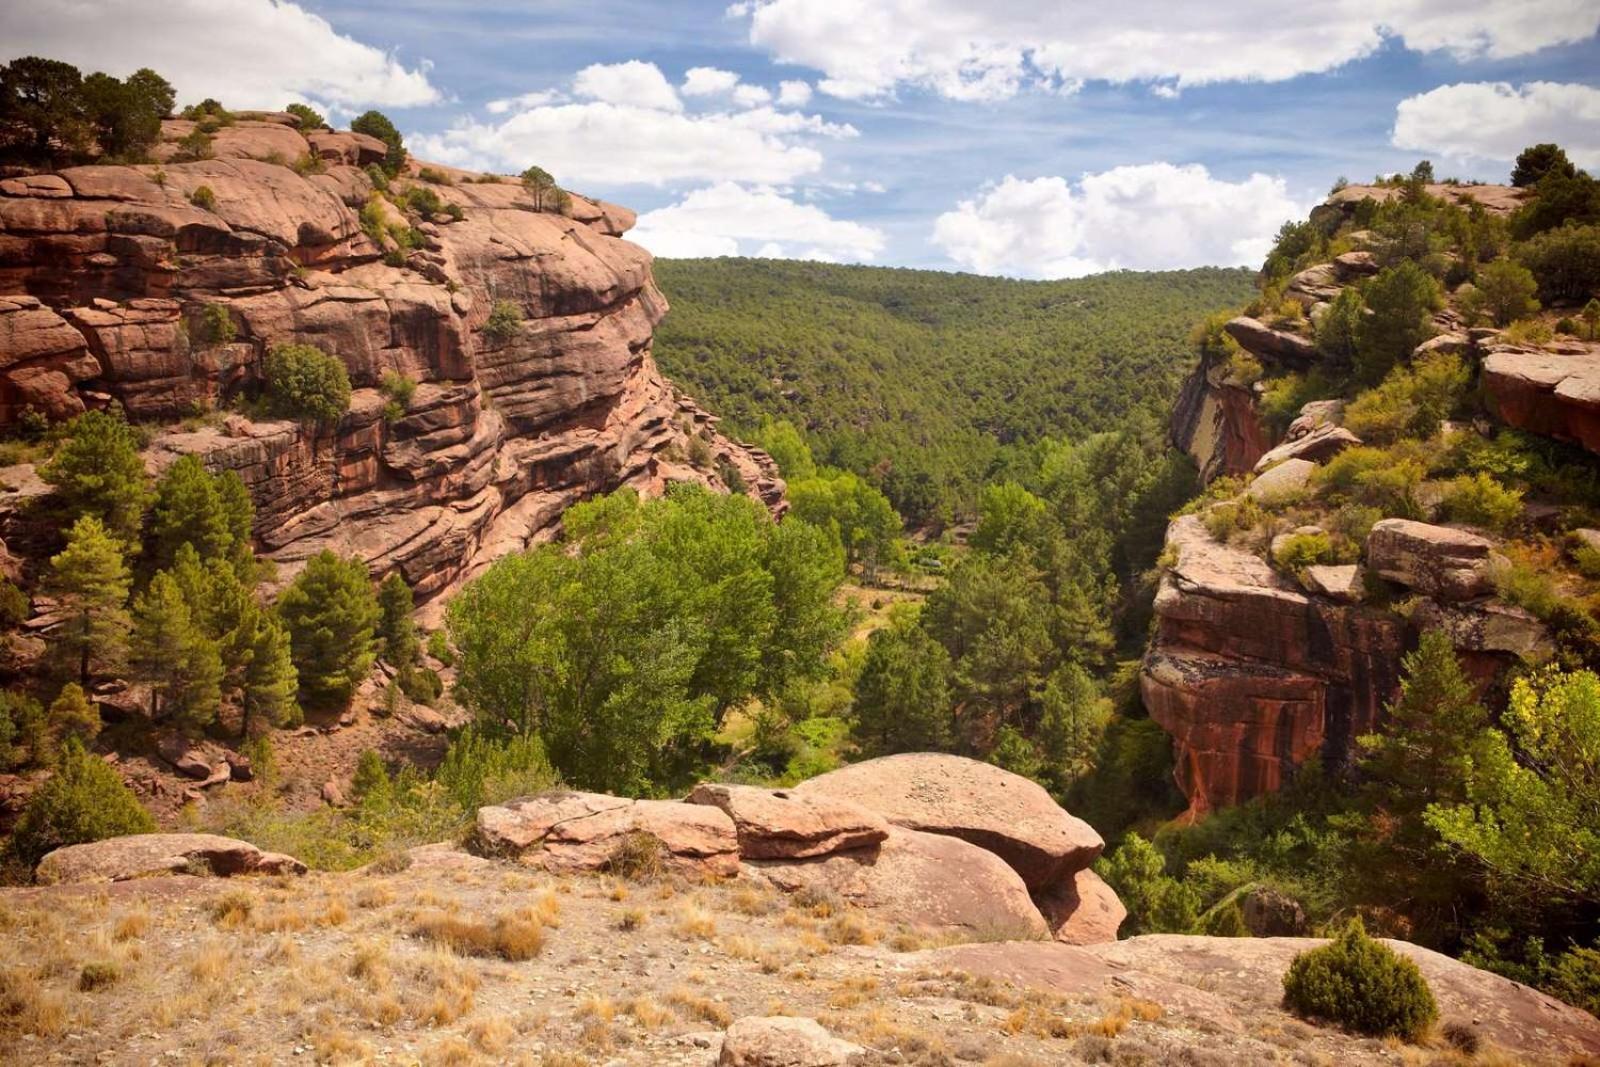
(0, 113), (782, 605)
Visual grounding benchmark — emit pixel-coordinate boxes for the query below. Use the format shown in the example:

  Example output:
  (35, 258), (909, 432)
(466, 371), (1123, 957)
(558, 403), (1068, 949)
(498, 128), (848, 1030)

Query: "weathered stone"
(474, 791), (740, 877)
(1170, 352), (1268, 483)
(1253, 422), (1359, 473)
(747, 827), (1048, 939)
(685, 783), (889, 860)
(1223, 316), (1317, 367)
(718, 1016), (865, 1067)
(792, 753), (1102, 889)
(1238, 886), (1308, 937)
(1483, 345), (1600, 457)
(1302, 563), (1363, 602)
(1412, 597), (1552, 661)
(1246, 458), (1315, 502)
(1034, 868), (1126, 945)
(1367, 519), (1496, 602)
(157, 734), (213, 780)
(35, 832), (306, 883)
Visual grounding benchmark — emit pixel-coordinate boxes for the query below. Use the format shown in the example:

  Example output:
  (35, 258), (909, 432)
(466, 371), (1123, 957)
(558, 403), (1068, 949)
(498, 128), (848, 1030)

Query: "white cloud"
(572, 60), (682, 112)
(632, 182), (886, 261)
(486, 90), (564, 115)
(683, 67), (742, 96)
(734, 0), (1600, 100)
(932, 164), (1307, 278)
(733, 84), (774, 108)
(1393, 81), (1600, 170)
(0, 0), (439, 109)
(412, 104), (856, 187)
(777, 80), (814, 107)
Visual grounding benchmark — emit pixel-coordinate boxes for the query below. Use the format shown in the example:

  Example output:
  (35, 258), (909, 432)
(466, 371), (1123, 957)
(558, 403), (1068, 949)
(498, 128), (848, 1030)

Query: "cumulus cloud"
(777, 80), (814, 107)
(631, 182), (886, 261)
(573, 60), (682, 112)
(413, 104), (856, 187)
(932, 164), (1307, 278)
(683, 66), (742, 96)
(733, 84), (774, 107)
(0, 0), (439, 109)
(486, 90), (564, 115)
(1393, 81), (1600, 170)
(733, 0), (1600, 100)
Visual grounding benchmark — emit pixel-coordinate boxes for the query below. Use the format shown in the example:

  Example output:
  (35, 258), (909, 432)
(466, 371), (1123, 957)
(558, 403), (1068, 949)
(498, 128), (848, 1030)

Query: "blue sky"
(5, 1), (1599, 276)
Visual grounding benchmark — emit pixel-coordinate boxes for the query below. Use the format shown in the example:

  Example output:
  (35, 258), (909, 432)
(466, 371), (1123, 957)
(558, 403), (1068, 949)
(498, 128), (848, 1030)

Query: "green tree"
(1427, 667), (1600, 903)
(41, 407), (152, 546)
(1515, 225), (1600, 305)
(0, 56), (87, 162)
(1410, 160), (1435, 184)
(787, 469), (901, 580)
(351, 110), (405, 174)
(1099, 833), (1197, 934)
(80, 68), (172, 158)
(520, 165), (558, 211)
(1036, 663), (1109, 792)
(46, 683), (100, 748)
(1514, 170), (1600, 238)
(6, 737), (156, 870)
(1512, 143), (1578, 188)
(1475, 259), (1541, 327)
(148, 454), (234, 570)
(285, 102), (325, 130)
(851, 617), (953, 755)
(377, 572), (418, 670)
(971, 481), (1048, 555)
(1355, 261), (1441, 384)
(1583, 298), (1600, 341)
(751, 418), (816, 481)
(130, 571), (223, 732)
(263, 343), (352, 426)
(1282, 919), (1438, 1041)
(277, 550), (379, 708)
(46, 516), (132, 687)
(1315, 286), (1365, 365)
(0, 692), (46, 771)
(240, 612), (300, 737)
(923, 551), (1054, 723)
(1360, 631), (1485, 816)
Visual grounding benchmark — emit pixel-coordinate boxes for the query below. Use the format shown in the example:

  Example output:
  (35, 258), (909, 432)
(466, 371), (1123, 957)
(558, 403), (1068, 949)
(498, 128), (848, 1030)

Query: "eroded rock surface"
(35, 832), (306, 884)
(718, 1016), (865, 1067)
(685, 783), (889, 860)
(474, 791), (740, 878)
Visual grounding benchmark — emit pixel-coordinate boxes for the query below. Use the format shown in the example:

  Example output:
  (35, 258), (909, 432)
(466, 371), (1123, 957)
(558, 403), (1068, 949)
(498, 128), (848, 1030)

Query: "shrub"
(173, 128), (213, 162)
(197, 303), (235, 347)
(1201, 494), (1264, 542)
(1474, 259), (1541, 326)
(1354, 262), (1441, 385)
(401, 185), (444, 216)
(284, 102), (324, 130)
(1515, 224), (1600, 305)
(412, 912), (544, 960)
(434, 725), (556, 811)
(417, 166), (451, 185)
(1316, 445), (1426, 519)
(263, 343), (351, 425)
(398, 666), (441, 706)
(351, 110), (405, 175)
(7, 738), (157, 871)
(1439, 473), (1523, 532)
(484, 300), (523, 343)
(1282, 919), (1438, 1041)
(1273, 532), (1333, 576)
(290, 152), (325, 176)
(189, 185), (216, 211)
(363, 163), (390, 193)
(1343, 351), (1470, 445)
(379, 370), (417, 410)
(77, 962), (120, 991)
(1503, 319), (1554, 347)
(277, 549), (378, 707)
(605, 832), (666, 882)
(427, 630), (455, 667)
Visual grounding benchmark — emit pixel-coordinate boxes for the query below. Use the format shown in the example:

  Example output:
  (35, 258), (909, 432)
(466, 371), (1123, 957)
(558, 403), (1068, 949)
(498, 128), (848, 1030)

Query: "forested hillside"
(653, 260), (1255, 525)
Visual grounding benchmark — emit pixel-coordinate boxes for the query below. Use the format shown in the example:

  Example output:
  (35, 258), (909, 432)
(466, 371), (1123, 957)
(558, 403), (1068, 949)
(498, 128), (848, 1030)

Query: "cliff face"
(0, 114), (781, 602)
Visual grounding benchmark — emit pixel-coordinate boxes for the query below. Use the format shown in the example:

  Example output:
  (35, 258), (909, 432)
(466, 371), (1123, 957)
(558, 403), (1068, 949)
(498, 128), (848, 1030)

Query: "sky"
(4, 1), (1599, 278)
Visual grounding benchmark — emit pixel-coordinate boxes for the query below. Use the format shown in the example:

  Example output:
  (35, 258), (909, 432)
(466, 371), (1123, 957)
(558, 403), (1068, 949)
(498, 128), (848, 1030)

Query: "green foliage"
(1099, 833), (1196, 934)
(379, 370), (417, 411)
(1342, 351), (1470, 445)
(1282, 920), (1438, 1041)
(1314, 286), (1365, 366)
(1261, 220), (1325, 282)
(377, 572), (418, 670)
(426, 629), (455, 667)
(284, 102), (324, 130)
(277, 550), (379, 708)
(1515, 224), (1600, 305)
(1513, 171), (1600, 239)
(787, 469), (900, 577)
(851, 616), (953, 755)
(350, 110), (405, 175)
(750, 418), (816, 481)
(1315, 444), (1427, 519)
(7, 738), (156, 872)
(189, 184), (217, 211)
(41, 407), (152, 546)
(400, 184), (445, 216)
(1438, 472), (1523, 532)
(1474, 259), (1541, 326)
(172, 127), (213, 163)
(263, 343), (352, 425)
(1035, 662), (1110, 792)
(148, 454), (249, 572)
(130, 570), (223, 732)
(520, 165), (560, 211)
(46, 516), (132, 687)
(417, 166), (451, 185)
(45, 683), (100, 748)
(1273, 532), (1333, 576)
(1583, 299), (1600, 341)
(1354, 261), (1441, 385)
(484, 299), (523, 343)
(652, 259), (1252, 525)
(197, 304), (235, 346)
(0, 58), (171, 164)
(434, 725), (558, 811)
(1512, 144), (1578, 188)
(240, 610), (300, 736)
(449, 486), (845, 794)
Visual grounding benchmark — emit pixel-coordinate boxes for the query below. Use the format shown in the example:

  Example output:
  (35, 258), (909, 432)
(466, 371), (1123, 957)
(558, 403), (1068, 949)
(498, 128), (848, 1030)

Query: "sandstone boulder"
(1483, 345), (1600, 456)
(1253, 422), (1359, 473)
(1238, 886), (1308, 937)
(791, 753), (1101, 889)
(685, 783), (889, 860)
(1412, 597), (1552, 660)
(1366, 519), (1497, 602)
(1169, 354), (1268, 483)
(719, 1016), (865, 1067)
(1302, 563), (1363, 602)
(1034, 868), (1126, 945)
(1246, 458), (1315, 502)
(1223, 316), (1317, 367)
(747, 827), (1048, 939)
(475, 791), (739, 877)
(156, 734), (213, 779)
(35, 833), (306, 884)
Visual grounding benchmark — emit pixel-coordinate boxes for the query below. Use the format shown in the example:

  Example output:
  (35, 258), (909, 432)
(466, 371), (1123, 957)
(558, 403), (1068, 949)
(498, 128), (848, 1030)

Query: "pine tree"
(852, 619), (954, 755)
(46, 515), (132, 686)
(1360, 630), (1485, 813)
(277, 550), (379, 708)
(1355, 262), (1442, 385)
(377, 572), (418, 670)
(148, 454), (233, 570)
(6, 737), (156, 870)
(129, 571), (222, 732)
(1037, 662), (1109, 792)
(241, 612), (299, 737)
(46, 683), (100, 747)
(1583, 298), (1600, 342)
(215, 469), (255, 575)
(40, 408), (151, 546)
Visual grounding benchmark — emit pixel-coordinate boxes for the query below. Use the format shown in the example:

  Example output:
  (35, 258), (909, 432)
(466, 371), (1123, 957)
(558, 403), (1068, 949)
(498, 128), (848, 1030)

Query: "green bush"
(1438, 473), (1523, 532)
(1282, 919), (1438, 1041)
(197, 303), (235, 347)
(1515, 225), (1600, 305)
(285, 102), (325, 130)
(401, 185), (445, 216)
(1474, 259), (1541, 326)
(263, 343), (351, 425)
(189, 184), (217, 211)
(351, 110), (405, 175)
(398, 666), (442, 706)
(364, 163), (390, 193)
(417, 167), (451, 185)
(426, 630), (455, 667)
(1201, 494), (1264, 542)
(434, 725), (557, 811)
(6, 738), (157, 871)
(1343, 352), (1469, 445)
(1273, 532), (1333, 575)
(1315, 445), (1426, 519)
(484, 300), (523, 343)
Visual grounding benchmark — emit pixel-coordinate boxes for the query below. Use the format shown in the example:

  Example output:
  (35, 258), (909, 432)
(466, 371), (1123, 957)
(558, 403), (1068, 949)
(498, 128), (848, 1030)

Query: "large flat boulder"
(1483, 345), (1600, 457)
(1223, 316), (1317, 367)
(791, 753), (1101, 889)
(685, 783), (888, 860)
(474, 791), (739, 877)
(718, 1016), (865, 1067)
(35, 833), (306, 884)
(747, 827), (1048, 939)
(1034, 868), (1126, 945)
(1366, 519), (1497, 602)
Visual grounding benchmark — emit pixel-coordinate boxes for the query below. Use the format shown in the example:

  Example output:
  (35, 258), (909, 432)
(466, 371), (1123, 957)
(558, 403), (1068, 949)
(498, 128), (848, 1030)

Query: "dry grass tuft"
(665, 987), (733, 1028)
(617, 906), (647, 932)
(0, 966), (69, 1037)
(412, 911), (545, 961)
(824, 911), (878, 946)
(605, 831), (666, 882)
(468, 1015), (516, 1053)
(112, 907), (150, 942)
(674, 903), (717, 940)
(626, 997), (671, 1030)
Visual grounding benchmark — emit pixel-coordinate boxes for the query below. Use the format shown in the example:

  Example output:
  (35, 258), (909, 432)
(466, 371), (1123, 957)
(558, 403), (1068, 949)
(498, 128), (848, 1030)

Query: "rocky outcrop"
(1252, 400), (1358, 472)
(1170, 345), (1269, 482)
(34, 832), (306, 883)
(1366, 519), (1497, 602)
(718, 1017), (865, 1067)
(1034, 868), (1127, 946)
(474, 791), (740, 877)
(1141, 515), (1407, 815)
(0, 121), (782, 602)
(1483, 341), (1600, 457)
(1223, 316), (1317, 367)
(685, 783), (889, 860)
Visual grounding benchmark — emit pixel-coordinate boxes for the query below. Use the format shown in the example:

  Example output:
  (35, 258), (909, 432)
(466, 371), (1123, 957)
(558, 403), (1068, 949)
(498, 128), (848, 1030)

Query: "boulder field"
(0, 113), (782, 607)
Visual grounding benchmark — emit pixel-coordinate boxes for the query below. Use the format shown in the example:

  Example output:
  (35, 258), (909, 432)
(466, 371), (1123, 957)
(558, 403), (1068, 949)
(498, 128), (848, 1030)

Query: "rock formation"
(34, 831), (306, 884)
(0, 113), (782, 605)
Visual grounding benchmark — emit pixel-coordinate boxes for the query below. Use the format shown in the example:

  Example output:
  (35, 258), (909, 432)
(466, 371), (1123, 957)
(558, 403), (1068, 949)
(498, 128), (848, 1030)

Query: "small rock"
(718, 1017), (865, 1067)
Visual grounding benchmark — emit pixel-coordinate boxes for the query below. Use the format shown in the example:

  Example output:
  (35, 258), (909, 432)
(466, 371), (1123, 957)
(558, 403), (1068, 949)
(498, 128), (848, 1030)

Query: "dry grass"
(412, 911), (545, 961)
(673, 902), (717, 940)
(467, 1015), (516, 1054)
(208, 887), (258, 929)
(617, 906), (647, 931)
(626, 997), (671, 1030)
(0, 966), (69, 1038)
(664, 988), (733, 1028)
(112, 907), (150, 942)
